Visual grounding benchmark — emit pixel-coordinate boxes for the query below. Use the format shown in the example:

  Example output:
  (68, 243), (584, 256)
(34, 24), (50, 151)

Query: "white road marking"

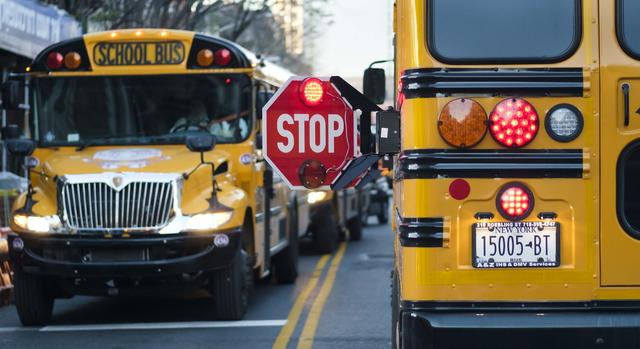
(0, 320), (287, 333)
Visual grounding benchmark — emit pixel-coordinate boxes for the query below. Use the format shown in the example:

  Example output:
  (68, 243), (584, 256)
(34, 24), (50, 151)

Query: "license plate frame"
(472, 221), (560, 269)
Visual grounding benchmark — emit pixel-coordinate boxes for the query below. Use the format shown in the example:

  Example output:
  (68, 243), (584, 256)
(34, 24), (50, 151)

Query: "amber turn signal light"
(438, 98), (488, 148)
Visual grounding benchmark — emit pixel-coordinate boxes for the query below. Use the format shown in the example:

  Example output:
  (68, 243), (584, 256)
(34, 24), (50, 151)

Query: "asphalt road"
(0, 216), (393, 349)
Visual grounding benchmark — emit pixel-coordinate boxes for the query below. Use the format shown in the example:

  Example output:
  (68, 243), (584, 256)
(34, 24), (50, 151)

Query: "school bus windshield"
(32, 74), (251, 147)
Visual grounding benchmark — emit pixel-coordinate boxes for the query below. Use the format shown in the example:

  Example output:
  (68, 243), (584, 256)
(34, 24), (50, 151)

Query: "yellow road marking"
(297, 242), (348, 349)
(272, 254), (331, 349)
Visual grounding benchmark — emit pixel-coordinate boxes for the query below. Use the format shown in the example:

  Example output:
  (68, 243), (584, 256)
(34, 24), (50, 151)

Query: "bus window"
(427, 0), (581, 63)
(618, 142), (640, 237)
(616, 0), (640, 59)
(33, 74), (252, 146)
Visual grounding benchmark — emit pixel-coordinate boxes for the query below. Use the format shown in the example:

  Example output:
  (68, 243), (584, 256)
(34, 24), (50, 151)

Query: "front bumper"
(8, 228), (241, 278)
(401, 302), (640, 349)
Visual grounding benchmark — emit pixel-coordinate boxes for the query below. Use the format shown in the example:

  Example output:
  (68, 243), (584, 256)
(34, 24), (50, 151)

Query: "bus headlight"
(307, 191), (327, 204)
(545, 104), (583, 142)
(185, 211), (233, 231)
(13, 214), (61, 233)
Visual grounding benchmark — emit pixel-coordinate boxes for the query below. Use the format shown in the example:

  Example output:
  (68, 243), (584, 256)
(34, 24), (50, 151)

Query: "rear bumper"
(7, 228), (241, 278)
(401, 302), (640, 349)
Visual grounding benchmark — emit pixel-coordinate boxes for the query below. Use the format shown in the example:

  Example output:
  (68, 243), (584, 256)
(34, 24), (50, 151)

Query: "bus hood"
(34, 146), (231, 176)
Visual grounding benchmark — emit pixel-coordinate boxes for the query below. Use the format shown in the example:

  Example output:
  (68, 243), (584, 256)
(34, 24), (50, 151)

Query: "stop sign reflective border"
(262, 77), (358, 190)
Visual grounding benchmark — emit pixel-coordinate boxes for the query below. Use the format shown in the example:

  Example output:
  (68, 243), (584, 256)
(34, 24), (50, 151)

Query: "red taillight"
(489, 98), (539, 148)
(299, 78), (324, 107)
(298, 159), (326, 189)
(215, 49), (232, 66)
(396, 79), (405, 110)
(47, 52), (63, 70)
(496, 183), (534, 221)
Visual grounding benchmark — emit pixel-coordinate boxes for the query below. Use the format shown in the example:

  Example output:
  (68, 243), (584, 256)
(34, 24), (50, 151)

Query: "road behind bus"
(0, 217), (392, 349)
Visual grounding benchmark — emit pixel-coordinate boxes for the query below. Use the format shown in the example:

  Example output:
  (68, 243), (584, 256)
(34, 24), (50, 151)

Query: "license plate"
(472, 221), (559, 268)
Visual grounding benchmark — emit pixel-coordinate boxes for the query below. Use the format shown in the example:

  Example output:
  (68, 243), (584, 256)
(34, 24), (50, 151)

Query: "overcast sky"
(311, 0), (393, 79)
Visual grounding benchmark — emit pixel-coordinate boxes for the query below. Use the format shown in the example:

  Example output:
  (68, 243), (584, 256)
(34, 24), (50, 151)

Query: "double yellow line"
(273, 242), (348, 349)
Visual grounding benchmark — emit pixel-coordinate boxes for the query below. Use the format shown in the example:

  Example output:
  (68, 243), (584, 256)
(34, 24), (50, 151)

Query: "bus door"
(600, 0), (640, 286)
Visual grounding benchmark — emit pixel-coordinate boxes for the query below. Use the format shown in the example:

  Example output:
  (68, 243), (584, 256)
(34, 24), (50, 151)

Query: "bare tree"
(41, 0), (332, 74)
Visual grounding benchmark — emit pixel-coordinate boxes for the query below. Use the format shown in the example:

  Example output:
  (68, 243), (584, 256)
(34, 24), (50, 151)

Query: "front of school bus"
(391, 0), (640, 347)
(3, 29), (264, 325)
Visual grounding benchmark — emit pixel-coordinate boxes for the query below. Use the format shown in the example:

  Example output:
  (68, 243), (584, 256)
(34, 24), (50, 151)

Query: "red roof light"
(47, 52), (64, 70)
(215, 49), (232, 66)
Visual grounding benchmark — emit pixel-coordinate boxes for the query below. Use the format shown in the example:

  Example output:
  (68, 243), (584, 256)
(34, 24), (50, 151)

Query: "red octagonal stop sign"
(262, 77), (358, 190)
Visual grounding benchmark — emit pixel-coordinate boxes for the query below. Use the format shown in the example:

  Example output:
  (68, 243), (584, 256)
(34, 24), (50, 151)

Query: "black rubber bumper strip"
(401, 68), (583, 99)
(396, 149), (584, 180)
(398, 217), (444, 248)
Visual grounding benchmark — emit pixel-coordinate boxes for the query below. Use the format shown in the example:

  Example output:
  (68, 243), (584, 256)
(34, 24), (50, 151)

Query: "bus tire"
(391, 269), (401, 349)
(14, 271), (54, 326)
(313, 209), (338, 254)
(348, 215), (363, 241)
(212, 249), (251, 320)
(377, 200), (389, 225)
(274, 203), (299, 284)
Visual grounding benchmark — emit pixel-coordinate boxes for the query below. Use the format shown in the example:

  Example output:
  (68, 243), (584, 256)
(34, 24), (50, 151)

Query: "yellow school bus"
(362, 0), (640, 347)
(0, 29), (309, 325)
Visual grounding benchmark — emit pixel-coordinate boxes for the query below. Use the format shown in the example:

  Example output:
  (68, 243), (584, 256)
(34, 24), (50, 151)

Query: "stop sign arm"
(330, 154), (380, 190)
(330, 76), (382, 155)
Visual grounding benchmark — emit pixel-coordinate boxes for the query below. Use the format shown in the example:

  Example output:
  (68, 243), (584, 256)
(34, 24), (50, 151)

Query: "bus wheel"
(274, 203), (299, 284)
(212, 249), (252, 320)
(348, 215), (363, 241)
(391, 269), (401, 349)
(378, 201), (389, 225)
(313, 208), (338, 254)
(14, 271), (54, 326)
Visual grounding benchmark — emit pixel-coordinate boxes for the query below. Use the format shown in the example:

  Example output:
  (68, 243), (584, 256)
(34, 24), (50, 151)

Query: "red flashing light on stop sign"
(300, 78), (324, 106)
(262, 77), (358, 190)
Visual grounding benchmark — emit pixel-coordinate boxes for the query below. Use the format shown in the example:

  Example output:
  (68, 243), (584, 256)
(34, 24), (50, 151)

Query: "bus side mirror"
(256, 91), (274, 120)
(1, 81), (21, 111)
(186, 134), (216, 153)
(363, 68), (386, 105)
(6, 139), (35, 157)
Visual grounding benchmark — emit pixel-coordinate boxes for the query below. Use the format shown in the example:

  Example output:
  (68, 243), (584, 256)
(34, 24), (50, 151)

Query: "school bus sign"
(262, 77), (358, 190)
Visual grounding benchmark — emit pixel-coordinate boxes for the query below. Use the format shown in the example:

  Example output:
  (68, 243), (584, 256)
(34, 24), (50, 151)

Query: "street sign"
(262, 77), (358, 190)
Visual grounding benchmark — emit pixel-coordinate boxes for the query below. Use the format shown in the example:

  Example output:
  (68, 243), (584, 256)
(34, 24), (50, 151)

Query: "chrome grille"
(61, 179), (175, 230)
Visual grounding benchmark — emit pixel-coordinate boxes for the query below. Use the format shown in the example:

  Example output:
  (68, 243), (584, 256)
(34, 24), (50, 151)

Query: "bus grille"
(61, 181), (175, 230)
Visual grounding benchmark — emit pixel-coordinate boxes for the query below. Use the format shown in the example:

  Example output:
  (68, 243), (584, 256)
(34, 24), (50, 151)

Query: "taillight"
(300, 78), (324, 107)
(438, 98), (487, 148)
(396, 79), (405, 110)
(299, 159), (326, 189)
(489, 98), (539, 148)
(496, 183), (534, 221)
(47, 52), (63, 70)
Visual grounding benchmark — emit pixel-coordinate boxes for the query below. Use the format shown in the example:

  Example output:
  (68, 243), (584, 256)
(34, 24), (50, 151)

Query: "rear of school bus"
(4, 29), (303, 326)
(392, 0), (640, 347)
